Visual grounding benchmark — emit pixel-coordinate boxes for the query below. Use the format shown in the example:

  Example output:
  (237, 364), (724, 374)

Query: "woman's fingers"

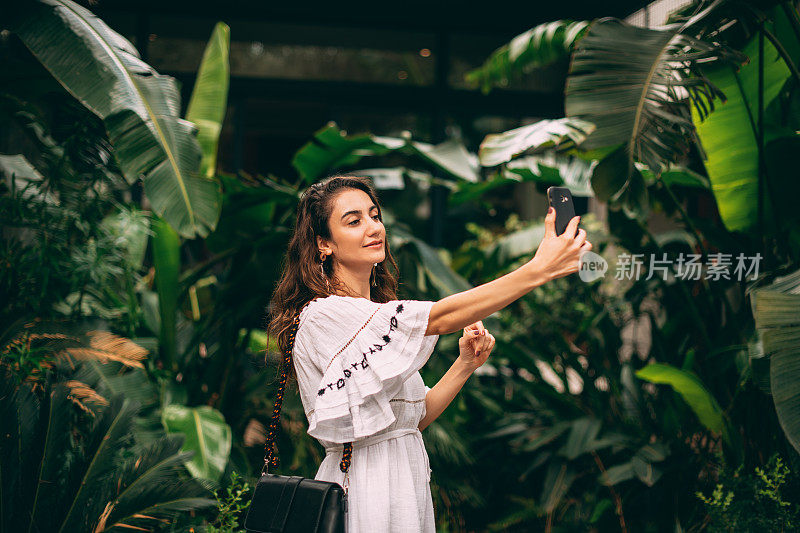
(476, 332), (495, 354)
(563, 215), (581, 239)
(464, 320), (485, 335)
(575, 228), (587, 247)
(544, 207), (557, 238)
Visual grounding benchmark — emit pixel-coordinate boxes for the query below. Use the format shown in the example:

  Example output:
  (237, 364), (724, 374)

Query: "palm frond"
(73, 360), (158, 413)
(65, 379), (109, 414)
(565, 18), (743, 197)
(59, 396), (139, 532)
(466, 20), (590, 93)
(26, 383), (74, 532)
(63, 330), (147, 368)
(104, 435), (214, 529)
(0, 373), (40, 532)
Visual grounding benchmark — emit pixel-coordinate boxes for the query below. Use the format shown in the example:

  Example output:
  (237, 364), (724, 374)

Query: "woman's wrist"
(454, 356), (477, 377)
(523, 257), (554, 288)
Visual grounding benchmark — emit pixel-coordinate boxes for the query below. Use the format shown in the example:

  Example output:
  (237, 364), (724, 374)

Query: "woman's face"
(318, 188), (386, 267)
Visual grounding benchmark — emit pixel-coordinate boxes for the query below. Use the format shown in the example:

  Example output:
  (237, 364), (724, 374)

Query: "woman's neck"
(331, 262), (372, 300)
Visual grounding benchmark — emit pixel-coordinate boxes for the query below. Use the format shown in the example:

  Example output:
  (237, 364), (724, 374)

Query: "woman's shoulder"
(298, 295), (377, 327)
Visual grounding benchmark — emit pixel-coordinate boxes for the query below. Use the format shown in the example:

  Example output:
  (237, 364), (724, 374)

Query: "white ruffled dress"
(292, 295), (440, 532)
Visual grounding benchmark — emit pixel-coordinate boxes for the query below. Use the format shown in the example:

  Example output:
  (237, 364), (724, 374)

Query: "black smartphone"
(546, 186), (577, 237)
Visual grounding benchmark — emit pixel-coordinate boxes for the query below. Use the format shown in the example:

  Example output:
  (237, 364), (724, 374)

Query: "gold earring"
(319, 251), (331, 292)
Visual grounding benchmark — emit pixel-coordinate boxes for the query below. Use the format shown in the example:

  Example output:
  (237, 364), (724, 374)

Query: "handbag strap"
(262, 302), (354, 476)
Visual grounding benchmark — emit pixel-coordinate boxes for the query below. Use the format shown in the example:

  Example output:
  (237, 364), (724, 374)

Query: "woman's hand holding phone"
(526, 206), (592, 281)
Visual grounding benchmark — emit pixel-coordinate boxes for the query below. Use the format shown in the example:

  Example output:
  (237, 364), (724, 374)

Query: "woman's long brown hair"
(266, 175), (401, 384)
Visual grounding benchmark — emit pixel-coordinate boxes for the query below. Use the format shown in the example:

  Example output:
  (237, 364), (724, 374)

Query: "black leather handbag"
(244, 307), (354, 533)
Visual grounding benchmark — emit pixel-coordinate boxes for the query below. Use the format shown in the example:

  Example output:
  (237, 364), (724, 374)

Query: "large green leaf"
(565, 18), (735, 193)
(152, 215), (181, 371)
(409, 139), (480, 182)
(492, 223), (546, 264)
(99, 207), (151, 270)
(185, 22), (230, 179)
(448, 152), (594, 207)
(390, 224), (472, 296)
(559, 417), (601, 460)
(637, 162), (710, 189)
(10, 0), (220, 238)
(291, 123), (400, 183)
(692, 35), (791, 232)
(599, 443), (668, 487)
(0, 154), (56, 204)
(478, 118), (595, 167)
(466, 20), (590, 93)
(505, 153), (595, 196)
(635, 363), (726, 435)
(161, 404), (232, 482)
(749, 268), (800, 454)
(591, 145), (649, 221)
(292, 123), (480, 183)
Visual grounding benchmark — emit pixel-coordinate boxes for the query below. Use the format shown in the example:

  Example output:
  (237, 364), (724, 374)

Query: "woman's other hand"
(526, 207), (592, 282)
(457, 320), (495, 371)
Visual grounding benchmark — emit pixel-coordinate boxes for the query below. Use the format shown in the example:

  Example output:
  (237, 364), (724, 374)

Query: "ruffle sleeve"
(297, 296), (439, 443)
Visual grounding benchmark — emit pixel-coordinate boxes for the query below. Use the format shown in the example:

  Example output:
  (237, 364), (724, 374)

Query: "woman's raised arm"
(425, 208), (591, 336)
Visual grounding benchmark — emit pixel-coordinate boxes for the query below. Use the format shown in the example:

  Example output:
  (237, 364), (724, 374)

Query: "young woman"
(267, 175), (591, 532)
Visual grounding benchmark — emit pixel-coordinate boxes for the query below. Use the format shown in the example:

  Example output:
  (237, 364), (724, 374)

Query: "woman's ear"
(316, 235), (330, 255)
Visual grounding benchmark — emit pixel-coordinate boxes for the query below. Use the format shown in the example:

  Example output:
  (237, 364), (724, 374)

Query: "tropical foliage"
(3, 0), (800, 531)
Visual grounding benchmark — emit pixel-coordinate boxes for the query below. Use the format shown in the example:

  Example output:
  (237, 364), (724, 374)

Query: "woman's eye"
(349, 215), (380, 225)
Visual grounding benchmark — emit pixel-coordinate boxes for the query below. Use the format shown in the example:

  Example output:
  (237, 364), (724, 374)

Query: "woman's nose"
(368, 217), (383, 233)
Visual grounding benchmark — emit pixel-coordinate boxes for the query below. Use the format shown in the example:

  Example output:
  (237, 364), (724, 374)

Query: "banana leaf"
(636, 363), (732, 449)
(0, 154), (56, 204)
(466, 20), (590, 93)
(409, 138), (480, 182)
(505, 153), (595, 196)
(293, 123), (480, 184)
(152, 215), (181, 371)
(9, 0), (220, 238)
(692, 34), (792, 232)
(390, 224), (472, 295)
(749, 267), (800, 454)
(478, 118), (595, 167)
(590, 145), (649, 221)
(600, 443), (668, 487)
(291, 123), (401, 183)
(161, 404), (232, 482)
(99, 207), (151, 270)
(636, 162), (710, 189)
(186, 22), (230, 179)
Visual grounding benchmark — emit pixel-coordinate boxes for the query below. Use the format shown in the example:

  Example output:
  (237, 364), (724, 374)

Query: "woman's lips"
(365, 242), (383, 248)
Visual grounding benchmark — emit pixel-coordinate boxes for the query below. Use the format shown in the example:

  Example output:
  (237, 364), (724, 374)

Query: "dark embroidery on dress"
(317, 303), (406, 396)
